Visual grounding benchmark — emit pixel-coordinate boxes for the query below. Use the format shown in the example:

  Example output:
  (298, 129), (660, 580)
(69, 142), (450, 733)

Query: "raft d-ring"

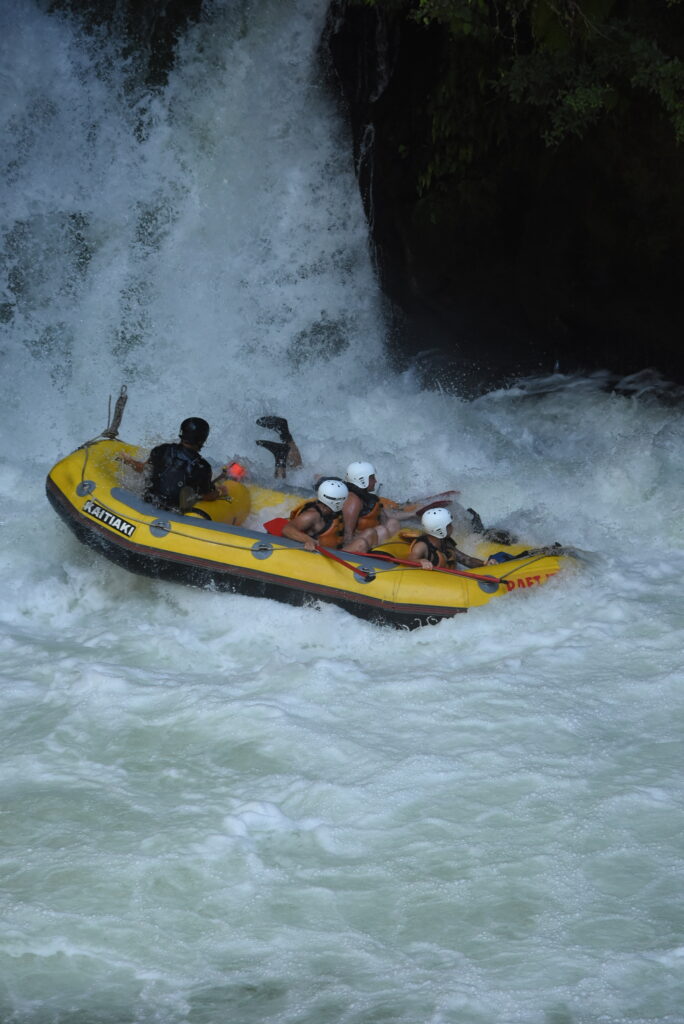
(252, 540), (274, 560)
(477, 579), (500, 594)
(354, 568), (376, 584)
(150, 519), (172, 538)
(76, 480), (96, 496)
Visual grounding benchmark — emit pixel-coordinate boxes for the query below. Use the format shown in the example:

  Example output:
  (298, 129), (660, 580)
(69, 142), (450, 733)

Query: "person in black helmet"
(118, 417), (224, 511)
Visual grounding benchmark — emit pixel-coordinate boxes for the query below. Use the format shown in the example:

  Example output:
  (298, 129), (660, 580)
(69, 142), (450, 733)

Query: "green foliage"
(412, 0), (490, 39)
(358, 0), (684, 152)
(530, 0), (617, 51)
(505, 12), (684, 145)
(628, 36), (684, 143)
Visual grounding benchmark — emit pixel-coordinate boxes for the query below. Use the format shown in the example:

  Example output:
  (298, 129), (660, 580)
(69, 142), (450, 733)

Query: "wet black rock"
(322, 1), (684, 389)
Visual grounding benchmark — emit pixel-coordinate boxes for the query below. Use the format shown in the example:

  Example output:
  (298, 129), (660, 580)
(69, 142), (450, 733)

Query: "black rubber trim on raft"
(46, 478), (466, 629)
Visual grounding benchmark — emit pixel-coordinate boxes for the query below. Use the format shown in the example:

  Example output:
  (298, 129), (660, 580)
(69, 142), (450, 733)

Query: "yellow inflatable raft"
(46, 437), (576, 629)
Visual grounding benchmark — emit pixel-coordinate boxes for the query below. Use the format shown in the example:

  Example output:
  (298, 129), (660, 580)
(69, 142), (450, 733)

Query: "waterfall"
(2, 3), (683, 1023)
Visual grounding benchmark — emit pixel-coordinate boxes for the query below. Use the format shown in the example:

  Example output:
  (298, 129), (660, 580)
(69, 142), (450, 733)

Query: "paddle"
(358, 549), (504, 585)
(177, 485), (214, 519)
(315, 544), (375, 581)
(258, 523), (372, 578)
(178, 485), (199, 512)
(261, 532), (500, 587)
(314, 544), (502, 586)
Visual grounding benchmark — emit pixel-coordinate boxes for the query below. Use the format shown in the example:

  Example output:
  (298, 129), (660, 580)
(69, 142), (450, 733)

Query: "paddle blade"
(413, 498), (453, 516)
(178, 485), (198, 512)
(264, 517), (288, 536)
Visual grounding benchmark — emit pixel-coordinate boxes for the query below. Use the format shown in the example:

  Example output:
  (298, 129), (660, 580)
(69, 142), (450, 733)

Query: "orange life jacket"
(290, 500), (344, 549)
(346, 482), (382, 532)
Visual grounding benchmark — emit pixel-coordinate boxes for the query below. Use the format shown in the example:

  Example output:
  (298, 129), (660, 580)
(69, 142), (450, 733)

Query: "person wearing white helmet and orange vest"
(281, 479), (349, 552)
(411, 507), (496, 570)
(341, 460), (471, 554)
(340, 461), (404, 553)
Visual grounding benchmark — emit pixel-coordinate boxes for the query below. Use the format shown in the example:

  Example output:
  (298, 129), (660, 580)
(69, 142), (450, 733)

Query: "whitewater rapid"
(1, 2), (683, 1023)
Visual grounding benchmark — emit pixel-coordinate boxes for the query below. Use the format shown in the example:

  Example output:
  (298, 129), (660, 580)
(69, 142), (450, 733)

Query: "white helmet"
(316, 479), (348, 513)
(345, 461), (376, 490)
(421, 507), (453, 539)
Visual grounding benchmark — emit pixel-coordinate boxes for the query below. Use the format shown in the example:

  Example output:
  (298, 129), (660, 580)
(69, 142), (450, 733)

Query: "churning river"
(1, 2), (683, 1022)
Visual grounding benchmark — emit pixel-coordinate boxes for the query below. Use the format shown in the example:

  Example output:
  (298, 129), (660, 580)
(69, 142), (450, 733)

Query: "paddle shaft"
(358, 550), (503, 585)
(316, 544), (502, 586)
(315, 544), (373, 580)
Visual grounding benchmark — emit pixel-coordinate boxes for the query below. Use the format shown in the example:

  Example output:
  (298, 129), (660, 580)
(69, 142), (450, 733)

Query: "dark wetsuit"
(144, 442), (213, 510)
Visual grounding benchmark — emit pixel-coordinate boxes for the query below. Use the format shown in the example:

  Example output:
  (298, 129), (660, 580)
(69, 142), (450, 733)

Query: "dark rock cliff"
(323, 1), (684, 388)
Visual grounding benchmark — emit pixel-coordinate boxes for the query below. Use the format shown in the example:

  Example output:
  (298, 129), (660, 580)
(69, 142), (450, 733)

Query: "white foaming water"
(1, 2), (684, 1023)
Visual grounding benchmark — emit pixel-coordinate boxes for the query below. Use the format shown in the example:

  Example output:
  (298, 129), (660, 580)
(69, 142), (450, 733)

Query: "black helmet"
(179, 417), (210, 448)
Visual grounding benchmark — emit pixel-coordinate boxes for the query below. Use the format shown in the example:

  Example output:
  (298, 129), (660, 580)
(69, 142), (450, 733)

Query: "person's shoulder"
(294, 502), (319, 522)
(150, 441), (173, 457)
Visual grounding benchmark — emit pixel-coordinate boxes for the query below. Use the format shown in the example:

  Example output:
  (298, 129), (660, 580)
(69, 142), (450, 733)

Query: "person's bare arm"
(452, 547), (486, 569)
(384, 493), (459, 521)
(410, 539), (434, 570)
(282, 509), (319, 551)
(198, 484), (226, 501)
(117, 452), (146, 473)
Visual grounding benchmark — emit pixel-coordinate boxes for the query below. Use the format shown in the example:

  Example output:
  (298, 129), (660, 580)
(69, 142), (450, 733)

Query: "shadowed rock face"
(323, 1), (684, 389)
